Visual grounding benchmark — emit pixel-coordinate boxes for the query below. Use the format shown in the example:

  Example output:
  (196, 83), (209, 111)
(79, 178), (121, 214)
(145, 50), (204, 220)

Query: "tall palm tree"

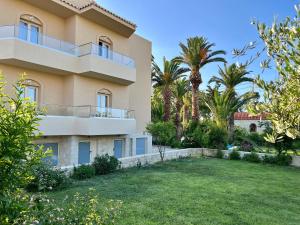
(182, 91), (192, 128)
(209, 63), (253, 92)
(173, 78), (190, 139)
(209, 63), (254, 140)
(152, 57), (189, 121)
(176, 36), (226, 121)
(204, 87), (259, 129)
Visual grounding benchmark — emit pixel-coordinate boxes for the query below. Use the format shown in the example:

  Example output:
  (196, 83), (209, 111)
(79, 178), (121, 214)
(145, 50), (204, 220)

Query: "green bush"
(12, 189), (122, 225)
(243, 152), (261, 163)
(216, 149), (224, 159)
(239, 141), (255, 152)
(72, 165), (95, 180)
(229, 150), (241, 160)
(276, 154), (293, 166)
(182, 121), (227, 149)
(26, 163), (71, 192)
(93, 154), (120, 175)
(263, 154), (293, 166)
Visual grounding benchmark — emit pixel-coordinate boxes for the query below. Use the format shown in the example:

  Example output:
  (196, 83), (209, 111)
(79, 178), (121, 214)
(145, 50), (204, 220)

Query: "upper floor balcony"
(0, 25), (136, 85)
(38, 105), (136, 136)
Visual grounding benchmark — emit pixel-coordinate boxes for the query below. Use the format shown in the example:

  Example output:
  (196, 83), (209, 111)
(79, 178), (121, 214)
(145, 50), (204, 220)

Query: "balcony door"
(19, 15), (42, 44)
(97, 92), (111, 117)
(98, 36), (112, 59)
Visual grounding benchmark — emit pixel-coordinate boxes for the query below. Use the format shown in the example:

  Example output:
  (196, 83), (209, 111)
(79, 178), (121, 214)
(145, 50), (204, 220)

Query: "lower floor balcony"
(38, 105), (136, 136)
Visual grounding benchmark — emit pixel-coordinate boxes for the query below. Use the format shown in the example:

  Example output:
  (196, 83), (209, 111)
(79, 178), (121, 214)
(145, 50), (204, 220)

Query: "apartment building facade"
(0, 0), (152, 168)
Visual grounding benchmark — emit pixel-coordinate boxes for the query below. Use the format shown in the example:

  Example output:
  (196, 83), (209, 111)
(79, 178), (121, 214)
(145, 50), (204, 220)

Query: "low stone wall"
(291, 156), (300, 167)
(120, 147), (300, 168)
(120, 148), (217, 168)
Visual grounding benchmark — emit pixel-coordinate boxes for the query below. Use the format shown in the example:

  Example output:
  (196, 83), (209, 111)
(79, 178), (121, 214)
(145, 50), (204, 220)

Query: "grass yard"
(48, 158), (300, 225)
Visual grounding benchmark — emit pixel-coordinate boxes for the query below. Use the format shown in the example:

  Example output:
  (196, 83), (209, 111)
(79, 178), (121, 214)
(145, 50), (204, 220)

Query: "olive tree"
(146, 121), (176, 161)
(248, 5), (300, 154)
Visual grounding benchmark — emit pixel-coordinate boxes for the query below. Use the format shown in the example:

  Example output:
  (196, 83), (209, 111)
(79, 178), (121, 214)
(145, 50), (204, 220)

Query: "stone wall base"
(120, 147), (300, 168)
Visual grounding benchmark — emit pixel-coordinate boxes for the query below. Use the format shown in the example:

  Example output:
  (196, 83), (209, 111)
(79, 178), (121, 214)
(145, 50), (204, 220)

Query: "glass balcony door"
(97, 93), (110, 117)
(98, 41), (110, 59)
(19, 21), (40, 44)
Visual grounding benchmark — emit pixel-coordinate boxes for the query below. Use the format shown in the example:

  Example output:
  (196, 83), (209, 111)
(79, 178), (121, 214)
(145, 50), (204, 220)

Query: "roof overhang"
(22, 0), (136, 37)
(80, 5), (136, 38)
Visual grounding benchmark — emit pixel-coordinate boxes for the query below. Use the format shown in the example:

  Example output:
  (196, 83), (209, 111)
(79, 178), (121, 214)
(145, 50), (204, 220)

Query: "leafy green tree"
(152, 57), (189, 121)
(248, 5), (300, 154)
(0, 73), (45, 223)
(146, 122), (176, 161)
(176, 36), (226, 121)
(173, 78), (190, 140)
(209, 63), (255, 139)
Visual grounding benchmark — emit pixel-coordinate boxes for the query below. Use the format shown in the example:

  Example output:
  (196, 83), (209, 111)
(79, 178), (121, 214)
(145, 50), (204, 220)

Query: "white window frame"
(23, 85), (38, 103)
(19, 20), (41, 44)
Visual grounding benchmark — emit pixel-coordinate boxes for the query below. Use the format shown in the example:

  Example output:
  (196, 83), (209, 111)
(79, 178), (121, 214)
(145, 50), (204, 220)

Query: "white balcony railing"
(0, 25), (135, 68)
(40, 105), (135, 119)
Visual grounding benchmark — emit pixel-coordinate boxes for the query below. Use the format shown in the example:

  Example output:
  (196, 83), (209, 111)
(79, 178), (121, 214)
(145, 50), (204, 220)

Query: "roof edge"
(59, 0), (136, 28)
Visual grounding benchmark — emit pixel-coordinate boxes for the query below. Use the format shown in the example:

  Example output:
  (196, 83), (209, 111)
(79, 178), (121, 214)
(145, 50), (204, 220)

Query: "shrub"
(182, 121), (227, 149)
(262, 155), (278, 164)
(248, 132), (265, 146)
(170, 139), (182, 149)
(13, 189), (122, 225)
(26, 163), (71, 192)
(0, 75), (48, 223)
(216, 149), (224, 159)
(72, 165), (95, 180)
(207, 124), (228, 149)
(239, 141), (254, 152)
(263, 154), (293, 166)
(229, 150), (241, 160)
(93, 154), (120, 175)
(276, 154), (293, 166)
(243, 152), (261, 163)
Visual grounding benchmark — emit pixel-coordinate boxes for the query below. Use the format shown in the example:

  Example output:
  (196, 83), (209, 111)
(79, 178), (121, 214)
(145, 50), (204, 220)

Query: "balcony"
(0, 25), (136, 85)
(38, 105), (136, 136)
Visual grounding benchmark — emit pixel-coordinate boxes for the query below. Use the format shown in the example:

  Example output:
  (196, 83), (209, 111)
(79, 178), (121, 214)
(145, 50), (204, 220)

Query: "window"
(22, 80), (40, 103)
(24, 86), (38, 102)
(19, 14), (42, 44)
(97, 93), (110, 109)
(249, 123), (257, 132)
(40, 143), (59, 166)
(96, 89), (112, 117)
(98, 36), (112, 58)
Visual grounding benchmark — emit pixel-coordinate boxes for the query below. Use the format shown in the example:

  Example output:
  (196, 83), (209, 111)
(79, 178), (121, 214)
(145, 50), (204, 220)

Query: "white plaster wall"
(234, 120), (266, 133)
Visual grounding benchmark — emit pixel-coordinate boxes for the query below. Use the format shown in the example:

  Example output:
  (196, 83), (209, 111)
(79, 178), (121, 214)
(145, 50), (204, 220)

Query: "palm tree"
(152, 57), (189, 121)
(204, 87), (259, 129)
(176, 36), (226, 121)
(173, 78), (190, 139)
(209, 63), (253, 92)
(182, 91), (192, 128)
(209, 63), (254, 139)
(151, 88), (164, 123)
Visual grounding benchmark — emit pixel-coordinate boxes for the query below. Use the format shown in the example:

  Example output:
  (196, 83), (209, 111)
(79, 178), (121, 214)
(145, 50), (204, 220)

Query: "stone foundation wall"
(120, 147), (300, 168)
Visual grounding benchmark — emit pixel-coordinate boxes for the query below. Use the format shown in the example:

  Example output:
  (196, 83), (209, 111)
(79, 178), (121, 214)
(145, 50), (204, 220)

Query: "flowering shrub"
(26, 163), (71, 192)
(13, 188), (122, 225)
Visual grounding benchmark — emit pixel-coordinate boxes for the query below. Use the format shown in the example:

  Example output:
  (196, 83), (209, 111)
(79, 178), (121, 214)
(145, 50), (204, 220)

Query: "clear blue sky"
(98, 0), (298, 92)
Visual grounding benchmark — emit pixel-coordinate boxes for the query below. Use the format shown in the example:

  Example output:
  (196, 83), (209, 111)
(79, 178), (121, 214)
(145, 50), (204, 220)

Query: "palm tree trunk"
(183, 104), (190, 127)
(190, 72), (202, 121)
(228, 113), (235, 143)
(163, 86), (172, 121)
(174, 100), (183, 140)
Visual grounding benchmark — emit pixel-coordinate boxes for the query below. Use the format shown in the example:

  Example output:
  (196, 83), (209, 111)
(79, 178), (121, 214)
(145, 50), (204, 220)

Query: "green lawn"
(48, 158), (300, 225)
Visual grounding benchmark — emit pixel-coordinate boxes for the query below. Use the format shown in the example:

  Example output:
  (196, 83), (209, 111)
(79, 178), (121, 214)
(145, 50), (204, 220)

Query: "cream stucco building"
(0, 0), (152, 168)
